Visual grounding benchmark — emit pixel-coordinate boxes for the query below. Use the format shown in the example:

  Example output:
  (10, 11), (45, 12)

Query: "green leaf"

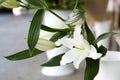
(27, 9), (44, 54)
(0, 0), (5, 4)
(84, 58), (100, 80)
(5, 49), (44, 60)
(65, 9), (85, 24)
(93, 32), (116, 45)
(97, 45), (107, 57)
(81, 23), (86, 36)
(50, 32), (66, 42)
(84, 21), (95, 44)
(26, 0), (46, 8)
(0, 0), (20, 8)
(41, 25), (70, 32)
(41, 54), (64, 66)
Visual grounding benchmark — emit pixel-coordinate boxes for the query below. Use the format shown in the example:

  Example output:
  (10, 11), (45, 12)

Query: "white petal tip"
(74, 65), (79, 69)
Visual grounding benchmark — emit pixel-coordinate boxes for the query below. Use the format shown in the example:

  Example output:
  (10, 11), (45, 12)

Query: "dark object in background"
(0, 6), (12, 13)
(47, 0), (86, 10)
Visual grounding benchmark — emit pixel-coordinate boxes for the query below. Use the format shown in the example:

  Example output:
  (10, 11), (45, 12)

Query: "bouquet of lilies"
(0, 0), (116, 80)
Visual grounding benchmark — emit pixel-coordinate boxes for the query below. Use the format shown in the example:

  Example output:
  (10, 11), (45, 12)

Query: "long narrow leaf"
(41, 54), (64, 66)
(50, 32), (66, 42)
(84, 21), (95, 44)
(65, 9), (85, 24)
(84, 21), (100, 80)
(41, 25), (70, 32)
(0, 0), (20, 8)
(93, 32), (116, 45)
(5, 49), (44, 60)
(97, 45), (107, 57)
(27, 9), (44, 54)
(0, 0), (5, 4)
(81, 23), (85, 36)
(84, 58), (100, 80)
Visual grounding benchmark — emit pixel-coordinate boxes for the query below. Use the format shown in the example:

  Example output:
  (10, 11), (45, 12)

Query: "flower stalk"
(47, 8), (74, 31)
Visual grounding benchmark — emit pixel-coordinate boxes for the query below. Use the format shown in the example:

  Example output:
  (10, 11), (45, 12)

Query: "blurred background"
(0, 0), (120, 80)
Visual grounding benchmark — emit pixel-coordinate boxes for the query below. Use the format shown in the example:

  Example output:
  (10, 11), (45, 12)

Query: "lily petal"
(88, 45), (102, 59)
(83, 40), (90, 51)
(60, 48), (88, 69)
(73, 50), (88, 69)
(73, 25), (85, 48)
(57, 38), (74, 49)
(60, 49), (74, 65)
(74, 25), (83, 42)
(36, 38), (56, 51)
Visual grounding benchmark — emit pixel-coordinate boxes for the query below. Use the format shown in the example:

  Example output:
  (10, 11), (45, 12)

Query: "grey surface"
(0, 13), (85, 80)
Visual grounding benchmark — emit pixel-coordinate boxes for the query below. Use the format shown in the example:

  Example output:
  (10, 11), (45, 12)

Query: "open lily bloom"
(58, 25), (102, 69)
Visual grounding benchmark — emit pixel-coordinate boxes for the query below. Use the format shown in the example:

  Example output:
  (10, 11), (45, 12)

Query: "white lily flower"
(58, 25), (102, 69)
(35, 38), (56, 51)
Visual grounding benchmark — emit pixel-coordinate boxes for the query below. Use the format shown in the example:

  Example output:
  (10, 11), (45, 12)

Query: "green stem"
(47, 9), (73, 31)
(74, 0), (79, 9)
(48, 9), (64, 21)
(43, 0), (48, 9)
